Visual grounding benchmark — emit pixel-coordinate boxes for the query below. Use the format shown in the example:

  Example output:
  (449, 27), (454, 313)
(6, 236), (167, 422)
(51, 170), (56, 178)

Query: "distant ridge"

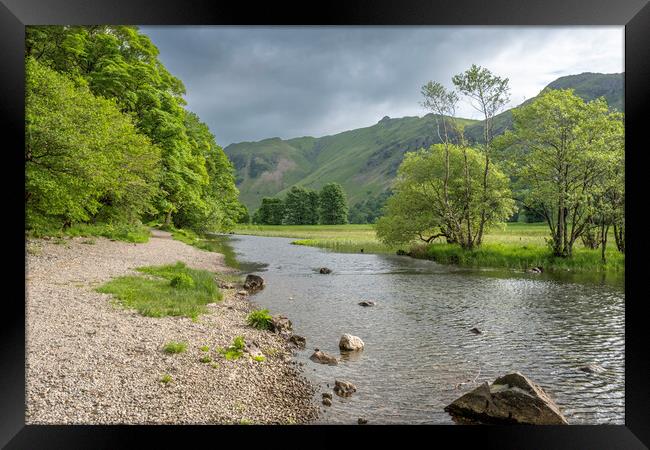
(225, 72), (623, 211)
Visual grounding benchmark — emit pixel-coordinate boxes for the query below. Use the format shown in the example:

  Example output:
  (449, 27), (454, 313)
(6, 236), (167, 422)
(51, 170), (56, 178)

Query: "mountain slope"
(225, 72), (623, 211)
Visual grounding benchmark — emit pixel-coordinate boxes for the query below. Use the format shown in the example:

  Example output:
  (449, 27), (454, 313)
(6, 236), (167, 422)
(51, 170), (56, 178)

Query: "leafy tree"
(26, 26), (238, 231)
(283, 186), (318, 225)
(376, 145), (514, 247)
(25, 58), (160, 230)
(452, 65), (511, 245)
(349, 190), (392, 224)
(319, 183), (349, 225)
(253, 198), (285, 225)
(306, 190), (320, 225)
(502, 89), (624, 257)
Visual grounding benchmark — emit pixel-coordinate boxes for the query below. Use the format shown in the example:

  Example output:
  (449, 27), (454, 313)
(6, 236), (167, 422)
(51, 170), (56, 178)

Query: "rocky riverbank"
(25, 230), (318, 424)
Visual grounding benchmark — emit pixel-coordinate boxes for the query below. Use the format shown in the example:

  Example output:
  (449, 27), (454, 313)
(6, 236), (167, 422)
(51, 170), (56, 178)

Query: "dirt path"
(25, 232), (318, 424)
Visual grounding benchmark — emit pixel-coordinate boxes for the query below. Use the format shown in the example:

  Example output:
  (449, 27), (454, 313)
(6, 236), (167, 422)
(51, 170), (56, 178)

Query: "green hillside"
(225, 72), (623, 212)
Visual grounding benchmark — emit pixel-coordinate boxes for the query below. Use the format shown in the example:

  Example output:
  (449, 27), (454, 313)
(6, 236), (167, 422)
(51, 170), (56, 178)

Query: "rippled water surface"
(220, 234), (624, 424)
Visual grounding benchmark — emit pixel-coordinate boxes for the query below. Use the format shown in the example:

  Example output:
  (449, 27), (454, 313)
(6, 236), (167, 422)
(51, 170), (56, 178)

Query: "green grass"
(32, 222), (152, 243)
(199, 355), (212, 363)
(233, 223), (624, 277)
(234, 224), (395, 253)
(155, 225), (241, 268)
(96, 261), (222, 318)
(160, 374), (173, 384)
(218, 336), (246, 361)
(163, 341), (187, 354)
(252, 355), (266, 362)
(246, 309), (273, 330)
(411, 242), (624, 274)
(199, 345), (210, 352)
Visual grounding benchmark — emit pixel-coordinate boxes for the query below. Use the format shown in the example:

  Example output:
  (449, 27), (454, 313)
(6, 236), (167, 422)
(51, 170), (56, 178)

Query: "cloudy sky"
(140, 26), (623, 146)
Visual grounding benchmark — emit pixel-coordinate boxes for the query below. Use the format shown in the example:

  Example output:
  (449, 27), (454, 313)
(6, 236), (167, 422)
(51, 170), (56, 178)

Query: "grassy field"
(96, 261), (222, 319)
(232, 223), (624, 274)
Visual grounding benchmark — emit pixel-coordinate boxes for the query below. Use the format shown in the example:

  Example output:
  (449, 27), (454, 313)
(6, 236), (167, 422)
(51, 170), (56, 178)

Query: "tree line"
(377, 64), (624, 261)
(25, 26), (245, 235)
(252, 183), (349, 225)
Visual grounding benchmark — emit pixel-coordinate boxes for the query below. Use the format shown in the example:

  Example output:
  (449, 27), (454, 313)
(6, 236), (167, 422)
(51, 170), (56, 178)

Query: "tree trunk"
(164, 209), (173, 227)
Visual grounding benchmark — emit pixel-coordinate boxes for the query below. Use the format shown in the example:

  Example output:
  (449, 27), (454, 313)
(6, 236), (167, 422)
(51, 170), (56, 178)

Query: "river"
(209, 234), (625, 425)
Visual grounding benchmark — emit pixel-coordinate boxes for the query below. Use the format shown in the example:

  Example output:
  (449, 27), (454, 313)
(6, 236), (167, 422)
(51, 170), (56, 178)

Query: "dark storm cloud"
(140, 26), (623, 146)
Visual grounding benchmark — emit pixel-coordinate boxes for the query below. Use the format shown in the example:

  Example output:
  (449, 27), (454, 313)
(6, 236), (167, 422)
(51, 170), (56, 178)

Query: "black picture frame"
(2, 0), (649, 447)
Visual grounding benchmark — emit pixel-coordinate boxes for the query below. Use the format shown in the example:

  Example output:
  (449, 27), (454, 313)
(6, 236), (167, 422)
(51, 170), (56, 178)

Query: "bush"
(163, 341), (187, 354)
(219, 336), (246, 361)
(246, 309), (273, 330)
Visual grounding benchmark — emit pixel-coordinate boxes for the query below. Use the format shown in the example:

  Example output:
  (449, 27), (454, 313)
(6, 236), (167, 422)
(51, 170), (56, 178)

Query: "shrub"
(219, 336), (246, 361)
(163, 341), (187, 354)
(160, 374), (173, 384)
(246, 309), (273, 330)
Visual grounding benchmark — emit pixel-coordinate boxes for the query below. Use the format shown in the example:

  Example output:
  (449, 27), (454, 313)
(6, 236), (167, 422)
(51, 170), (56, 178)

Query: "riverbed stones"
(333, 380), (357, 397)
(358, 301), (375, 307)
(322, 398), (332, 407)
(309, 350), (338, 365)
(289, 334), (306, 349)
(322, 392), (332, 400)
(244, 274), (265, 291)
(269, 315), (292, 334)
(339, 334), (365, 351)
(319, 267), (332, 274)
(444, 372), (568, 425)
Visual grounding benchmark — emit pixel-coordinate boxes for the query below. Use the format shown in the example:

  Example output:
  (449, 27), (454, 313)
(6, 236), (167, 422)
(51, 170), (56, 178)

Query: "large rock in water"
(444, 372), (568, 425)
(244, 274), (264, 291)
(339, 334), (365, 351)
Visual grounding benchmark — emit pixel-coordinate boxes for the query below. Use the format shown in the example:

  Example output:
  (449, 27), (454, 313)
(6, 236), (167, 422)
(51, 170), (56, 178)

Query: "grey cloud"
(140, 26), (622, 146)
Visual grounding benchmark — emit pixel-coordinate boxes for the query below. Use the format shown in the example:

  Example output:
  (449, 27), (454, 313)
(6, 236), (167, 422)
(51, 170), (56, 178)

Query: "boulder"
(339, 334), (365, 351)
(469, 327), (481, 334)
(322, 392), (333, 400)
(319, 267), (332, 274)
(333, 380), (357, 397)
(357, 418), (368, 425)
(322, 398), (332, 407)
(244, 274), (265, 291)
(444, 372), (568, 425)
(309, 350), (338, 365)
(289, 334), (306, 349)
(269, 315), (292, 334)
(358, 301), (376, 307)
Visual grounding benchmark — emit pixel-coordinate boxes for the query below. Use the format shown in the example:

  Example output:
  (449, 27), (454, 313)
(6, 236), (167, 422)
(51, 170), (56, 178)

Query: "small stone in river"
(469, 327), (481, 334)
(322, 392), (332, 400)
(310, 350), (338, 365)
(322, 398), (332, 407)
(243, 274), (265, 291)
(333, 380), (357, 397)
(358, 418), (368, 425)
(358, 301), (375, 307)
(319, 267), (332, 274)
(579, 364), (605, 373)
(339, 334), (365, 351)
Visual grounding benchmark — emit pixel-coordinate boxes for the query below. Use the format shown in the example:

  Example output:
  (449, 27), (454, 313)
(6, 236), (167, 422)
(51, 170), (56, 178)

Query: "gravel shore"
(25, 230), (319, 424)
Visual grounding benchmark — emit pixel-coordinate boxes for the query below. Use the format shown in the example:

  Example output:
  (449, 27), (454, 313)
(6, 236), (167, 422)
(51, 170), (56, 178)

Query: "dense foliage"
(252, 183), (349, 225)
(378, 65), (624, 263)
(498, 89), (624, 257)
(348, 190), (392, 224)
(25, 26), (242, 235)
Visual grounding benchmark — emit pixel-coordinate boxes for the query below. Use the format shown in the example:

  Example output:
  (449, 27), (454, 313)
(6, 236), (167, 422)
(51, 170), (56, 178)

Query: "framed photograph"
(3, 0), (649, 447)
